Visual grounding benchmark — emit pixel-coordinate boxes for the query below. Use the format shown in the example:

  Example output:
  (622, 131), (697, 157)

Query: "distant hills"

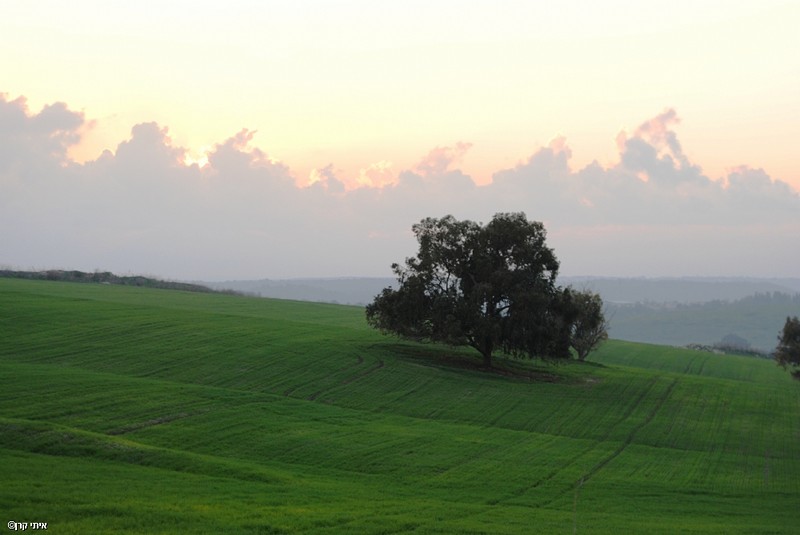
(604, 293), (800, 352)
(204, 275), (800, 307)
(567, 277), (800, 352)
(3, 269), (796, 354)
(204, 277), (396, 306)
(204, 276), (800, 353)
(562, 276), (800, 304)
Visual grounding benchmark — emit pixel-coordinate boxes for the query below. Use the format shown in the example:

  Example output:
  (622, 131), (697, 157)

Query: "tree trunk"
(480, 337), (494, 368)
(470, 337), (493, 368)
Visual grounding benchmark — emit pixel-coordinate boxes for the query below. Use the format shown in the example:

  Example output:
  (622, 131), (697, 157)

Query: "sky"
(1, 1), (799, 280)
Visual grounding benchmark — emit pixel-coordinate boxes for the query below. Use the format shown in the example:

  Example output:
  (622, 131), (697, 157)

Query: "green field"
(1, 278), (798, 534)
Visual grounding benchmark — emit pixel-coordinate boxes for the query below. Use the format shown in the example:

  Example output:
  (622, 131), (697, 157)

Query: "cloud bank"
(1, 94), (798, 280)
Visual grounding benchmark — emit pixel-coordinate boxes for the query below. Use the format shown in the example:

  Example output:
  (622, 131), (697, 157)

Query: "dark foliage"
(0, 269), (236, 295)
(567, 290), (608, 361)
(775, 316), (800, 379)
(366, 213), (587, 368)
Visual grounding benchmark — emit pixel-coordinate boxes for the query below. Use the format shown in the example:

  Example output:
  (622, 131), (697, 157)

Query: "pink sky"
(1, 2), (798, 279)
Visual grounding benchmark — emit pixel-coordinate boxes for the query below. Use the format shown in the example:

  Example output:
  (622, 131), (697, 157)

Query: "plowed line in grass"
(683, 355), (699, 374)
(484, 397), (525, 428)
(283, 355), (364, 397)
(340, 359), (385, 386)
(307, 359), (385, 401)
(494, 377), (663, 507)
(575, 377), (678, 486)
(522, 376), (682, 512)
(695, 356), (709, 376)
(682, 354), (710, 376)
(107, 412), (198, 435)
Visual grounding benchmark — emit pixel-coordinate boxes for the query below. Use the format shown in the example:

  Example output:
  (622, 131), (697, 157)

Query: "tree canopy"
(366, 213), (605, 368)
(775, 316), (800, 379)
(568, 289), (609, 361)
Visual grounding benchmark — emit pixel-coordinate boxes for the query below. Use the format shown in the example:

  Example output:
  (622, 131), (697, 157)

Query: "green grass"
(1, 277), (798, 533)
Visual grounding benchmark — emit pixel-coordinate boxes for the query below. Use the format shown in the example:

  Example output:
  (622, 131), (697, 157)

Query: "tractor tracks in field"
(282, 355), (365, 397)
(283, 355), (364, 397)
(340, 358), (385, 386)
(682, 354), (709, 376)
(577, 377), (678, 484)
(493, 375), (676, 510)
(281, 354), (385, 401)
(306, 358), (385, 401)
(107, 411), (202, 436)
(536, 376), (679, 509)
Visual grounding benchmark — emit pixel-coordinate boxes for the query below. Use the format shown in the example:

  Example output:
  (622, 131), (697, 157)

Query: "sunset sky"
(1, 1), (799, 280)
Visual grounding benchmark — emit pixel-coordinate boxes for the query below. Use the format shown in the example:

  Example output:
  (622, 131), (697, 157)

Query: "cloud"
(358, 160), (394, 188)
(414, 141), (473, 176)
(1, 93), (798, 279)
(631, 108), (687, 166)
(490, 109), (798, 228)
(0, 94), (85, 174)
(308, 164), (346, 193)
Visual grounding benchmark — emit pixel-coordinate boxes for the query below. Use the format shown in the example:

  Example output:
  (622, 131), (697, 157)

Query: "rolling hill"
(1, 278), (798, 533)
(203, 275), (800, 352)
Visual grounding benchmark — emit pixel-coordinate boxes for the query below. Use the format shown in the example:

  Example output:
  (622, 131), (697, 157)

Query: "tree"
(775, 316), (800, 379)
(567, 289), (609, 361)
(366, 213), (578, 368)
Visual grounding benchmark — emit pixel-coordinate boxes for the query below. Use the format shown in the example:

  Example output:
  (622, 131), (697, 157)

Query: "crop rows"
(1, 278), (799, 533)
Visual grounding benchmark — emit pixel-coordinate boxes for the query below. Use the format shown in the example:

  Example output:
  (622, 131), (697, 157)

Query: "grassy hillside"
(1, 278), (798, 534)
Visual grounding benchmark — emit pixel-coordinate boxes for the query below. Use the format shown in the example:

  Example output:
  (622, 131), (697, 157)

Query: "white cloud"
(1, 94), (798, 279)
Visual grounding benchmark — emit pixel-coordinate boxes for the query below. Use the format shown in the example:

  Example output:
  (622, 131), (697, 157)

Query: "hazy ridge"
(205, 276), (800, 352)
(4, 270), (795, 352)
(205, 275), (800, 306)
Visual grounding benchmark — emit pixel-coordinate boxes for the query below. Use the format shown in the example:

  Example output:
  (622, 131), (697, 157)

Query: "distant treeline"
(685, 343), (772, 359)
(608, 291), (800, 353)
(0, 269), (240, 295)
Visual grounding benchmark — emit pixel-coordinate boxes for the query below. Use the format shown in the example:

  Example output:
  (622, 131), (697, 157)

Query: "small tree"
(775, 316), (800, 379)
(366, 213), (576, 368)
(567, 289), (609, 361)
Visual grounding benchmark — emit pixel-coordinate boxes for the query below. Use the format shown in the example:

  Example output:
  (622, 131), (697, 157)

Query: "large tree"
(775, 316), (800, 379)
(366, 213), (578, 368)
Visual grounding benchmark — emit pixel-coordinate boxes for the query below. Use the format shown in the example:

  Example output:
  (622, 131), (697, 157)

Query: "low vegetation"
(0, 268), (231, 294)
(1, 278), (798, 533)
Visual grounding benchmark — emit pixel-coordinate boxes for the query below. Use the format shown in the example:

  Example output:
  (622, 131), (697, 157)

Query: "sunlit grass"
(1, 278), (798, 533)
